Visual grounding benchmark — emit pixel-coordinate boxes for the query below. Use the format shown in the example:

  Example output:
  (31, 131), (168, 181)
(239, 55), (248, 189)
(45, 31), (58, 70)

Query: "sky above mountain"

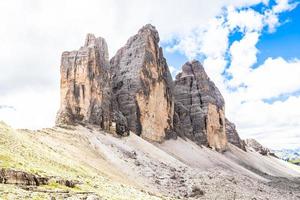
(0, 0), (299, 150)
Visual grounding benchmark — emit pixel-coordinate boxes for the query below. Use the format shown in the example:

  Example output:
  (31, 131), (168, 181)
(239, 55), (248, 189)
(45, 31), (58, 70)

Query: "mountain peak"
(138, 24), (160, 42)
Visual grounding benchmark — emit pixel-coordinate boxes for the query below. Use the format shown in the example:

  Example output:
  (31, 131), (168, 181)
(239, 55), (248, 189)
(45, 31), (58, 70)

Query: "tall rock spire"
(56, 34), (111, 130)
(110, 24), (174, 142)
(173, 60), (228, 151)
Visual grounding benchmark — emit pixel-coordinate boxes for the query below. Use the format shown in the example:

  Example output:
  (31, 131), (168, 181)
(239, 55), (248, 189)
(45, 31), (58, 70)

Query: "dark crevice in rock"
(135, 99), (142, 136)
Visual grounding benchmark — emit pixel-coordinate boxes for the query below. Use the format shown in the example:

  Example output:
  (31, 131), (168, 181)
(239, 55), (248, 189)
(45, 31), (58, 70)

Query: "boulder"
(110, 24), (174, 142)
(173, 60), (227, 151)
(0, 168), (48, 186)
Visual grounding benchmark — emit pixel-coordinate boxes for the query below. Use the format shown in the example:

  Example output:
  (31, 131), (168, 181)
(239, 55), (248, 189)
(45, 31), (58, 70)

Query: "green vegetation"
(0, 122), (164, 200)
(289, 159), (300, 166)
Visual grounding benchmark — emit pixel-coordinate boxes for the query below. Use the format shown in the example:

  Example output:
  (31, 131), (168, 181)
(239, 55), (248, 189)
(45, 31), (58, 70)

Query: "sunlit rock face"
(173, 60), (228, 151)
(56, 34), (112, 130)
(110, 24), (174, 142)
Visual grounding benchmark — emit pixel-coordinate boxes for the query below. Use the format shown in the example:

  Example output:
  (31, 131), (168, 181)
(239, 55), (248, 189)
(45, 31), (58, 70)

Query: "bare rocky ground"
(0, 122), (300, 200)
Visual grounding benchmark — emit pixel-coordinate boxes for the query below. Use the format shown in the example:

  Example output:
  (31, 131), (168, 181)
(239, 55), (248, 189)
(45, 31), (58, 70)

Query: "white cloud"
(228, 96), (300, 149)
(168, 65), (181, 79)
(263, 10), (280, 32)
(0, 88), (59, 129)
(227, 7), (264, 33)
(272, 0), (299, 13)
(227, 31), (260, 87)
(243, 58), (300, 100)
(203, 57), (228, 91)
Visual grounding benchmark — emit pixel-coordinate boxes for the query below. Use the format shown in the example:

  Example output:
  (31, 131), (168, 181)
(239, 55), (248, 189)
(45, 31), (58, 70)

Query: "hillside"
(1, 122), (300, 199)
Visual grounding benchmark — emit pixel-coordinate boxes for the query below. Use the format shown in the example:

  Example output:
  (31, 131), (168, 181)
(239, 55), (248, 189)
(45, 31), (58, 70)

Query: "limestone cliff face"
(174, 60), (227, 151)
(56, 24), (246, 151)
(225, 118), (246, 151)
(56, 34), (111, 130)
(110, 24), (174, 142)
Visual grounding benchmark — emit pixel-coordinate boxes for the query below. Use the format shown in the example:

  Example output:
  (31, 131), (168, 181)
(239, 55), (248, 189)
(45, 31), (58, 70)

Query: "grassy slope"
(289, 159), (300, 165)
(0, 121), (164, 200)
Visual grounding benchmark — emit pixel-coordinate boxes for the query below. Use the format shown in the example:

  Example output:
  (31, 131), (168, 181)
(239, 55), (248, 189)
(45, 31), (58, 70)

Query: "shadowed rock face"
(110, 24), (174, 142)
(174, 60), (227, 151)
(56, 34), (112, 130)
(225, 118), (246, 151)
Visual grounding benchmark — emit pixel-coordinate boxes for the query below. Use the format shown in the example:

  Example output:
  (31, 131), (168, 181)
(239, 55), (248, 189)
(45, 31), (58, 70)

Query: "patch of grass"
(0, 154), (13, 168)
(289, 159), (300, 165)
(31, 194), (48, 200)
(0, 123), (163, 200)
(41, 180), (71, 191)
(39, 179), (82, 192)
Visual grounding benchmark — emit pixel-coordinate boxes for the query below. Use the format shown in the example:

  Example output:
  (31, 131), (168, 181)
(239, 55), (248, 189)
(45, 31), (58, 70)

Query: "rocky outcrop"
(0, 168), (80, 189)
(110, 24), (174, 142)
(225, 118), (246, 151)
(56, 34), (112, 130)
(0, 168), (48, 186)
(244, 139), (270, 155)
(173, 60), (227, 151)
(56, 34), (129, 136)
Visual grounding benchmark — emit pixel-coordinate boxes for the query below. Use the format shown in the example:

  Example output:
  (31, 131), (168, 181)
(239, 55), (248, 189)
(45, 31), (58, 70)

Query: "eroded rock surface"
(225, 118), (246, 151)
(56, 34), (112, 130)
(173, 60), (227, 151)
(244, 138), (271, 155)
(110, 24), (174, 142)
(0, 168), (48, 186)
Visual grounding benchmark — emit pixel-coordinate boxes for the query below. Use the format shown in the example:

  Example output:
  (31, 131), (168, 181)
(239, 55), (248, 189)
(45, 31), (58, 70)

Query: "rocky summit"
(173, 60), (227, 151)
(56, 24), (248, 151)
(110, 24), (174, 142)
(56, 34), (112, 130)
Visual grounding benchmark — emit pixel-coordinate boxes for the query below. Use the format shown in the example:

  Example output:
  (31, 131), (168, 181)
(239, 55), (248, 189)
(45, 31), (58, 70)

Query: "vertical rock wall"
(56, 34), (111, 129)
(174, 60), (227, 151)
(110, 24), (174, 142)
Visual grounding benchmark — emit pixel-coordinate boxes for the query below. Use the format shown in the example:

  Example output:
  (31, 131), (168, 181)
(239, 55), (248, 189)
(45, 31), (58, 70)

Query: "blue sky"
(161, 0), (300, 149)
(164, 0), (300, 71)
(256, 2), (300, 65)
(163, 0), (300, 105)
(0, 0), (299, 149)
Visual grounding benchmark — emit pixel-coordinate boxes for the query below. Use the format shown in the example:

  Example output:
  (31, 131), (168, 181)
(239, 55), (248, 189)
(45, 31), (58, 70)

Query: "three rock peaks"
(56, 24), (244, 152)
